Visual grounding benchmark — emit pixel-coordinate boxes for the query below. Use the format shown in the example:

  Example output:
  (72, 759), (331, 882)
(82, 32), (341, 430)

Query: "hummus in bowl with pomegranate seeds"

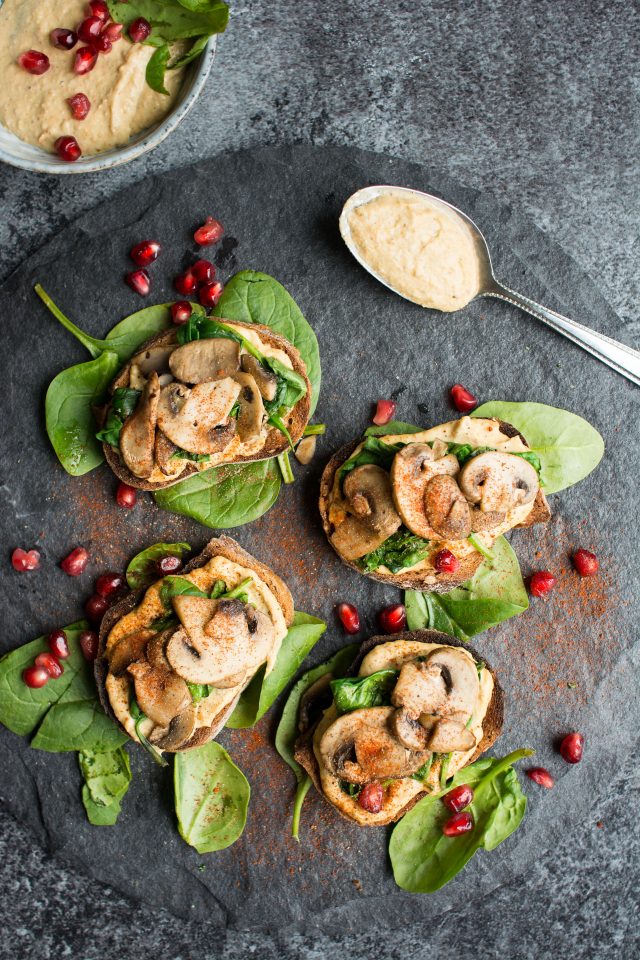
(0, 0), (184, 157)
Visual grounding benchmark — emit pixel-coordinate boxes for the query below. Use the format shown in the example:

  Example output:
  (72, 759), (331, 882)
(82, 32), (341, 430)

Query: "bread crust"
(318, 419), (551, 592)
(294, 630), (504, 826)
(103, 319), (312, 491)
(95, 535), (294, 752)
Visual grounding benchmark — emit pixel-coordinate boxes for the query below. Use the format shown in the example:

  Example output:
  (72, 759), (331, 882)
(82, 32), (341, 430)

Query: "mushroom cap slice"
(391, 660), (448, 718)
(424, 474), (472, 539)
(154, 429), (185, 477)
(119, 372), (160, 479)
(231, 372), (266, 442)
(146, 630), (173, 671)
(427, 717), (477, 753)
(389, 708), (430, 750)
(390, 445), (460, 539)
(295, 435), (316, 465)
(298, 674), (335, 734)
(131, 344), (176, 376)
(331, 465), (402, 561)
(128, 363), (147, 391)
(241, 354), (278, 401)
(169, 339), (240, 384)
(392, 648), (480, 724)
(319, 706), (431, 784)
(458, 452), (539, 513)
(127, 660), (191, 728)
(106, 628), (155, 676)
(157, 378), (241, 454)
(149, 704), (198, 751)
(165, 627), (246, 687)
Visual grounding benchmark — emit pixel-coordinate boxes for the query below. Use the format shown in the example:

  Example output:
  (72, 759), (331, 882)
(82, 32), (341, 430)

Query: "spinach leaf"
(107, 0), (229, 41)
(339, 435), (407, 483)
(146, 42), (171, 94)
(171, 450), (211, 462)
(226, 612), (327, 728)
(174, 741), (250, 853)
(472, 401), (604, 494)
(79, 746), (132, 826)
(95, 387), (141, 446)
(405, 536), (529, 640)
(389, 749), (533, 893)
(130, 699), (168, 766)
(187, 682), (211, 703)
(159, 576), (208, 605)
(412, 754), (434, 783)
(126, 542), (191, 590)
(360, 528), (431, 574)
(330, 669), (398, 714)
(364, 422), (424, 437)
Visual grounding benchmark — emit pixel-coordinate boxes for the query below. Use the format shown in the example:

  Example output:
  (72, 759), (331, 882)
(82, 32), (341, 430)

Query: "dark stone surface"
(0, 2), (638, 957)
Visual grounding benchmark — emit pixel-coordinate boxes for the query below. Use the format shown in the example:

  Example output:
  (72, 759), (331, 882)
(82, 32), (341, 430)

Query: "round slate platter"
(0, 145), (638, 933)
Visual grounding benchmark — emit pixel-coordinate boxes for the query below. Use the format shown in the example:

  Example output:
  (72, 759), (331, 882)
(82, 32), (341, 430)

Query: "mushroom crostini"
(320, 417), (551, 591)
(95, 536), (294, 754)
(97, 315), (312, 491)
(294, 631), (503, 825)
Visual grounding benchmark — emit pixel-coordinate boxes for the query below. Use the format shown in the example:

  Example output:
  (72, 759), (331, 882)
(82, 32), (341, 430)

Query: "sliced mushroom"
(230, 372), (265, 441)
(390, 444), (460, 539)
(146, 630), (172, 670)
(391, 660), (449, 718)
(318, 706), (431, 784)
(424, 474), (472, 539)
(393, 648), (479, 725)
(119, 372), (160, 479)
(331, 465), (402, 560)
(128, 363), (147, 391)
(295, 436), (316, 465)
(149, 704), (198, 751)
(389, 708), (430, 750)
(107, 629), (154, 676)
(169, 339), (240, 384)
(458, 452), (539, 513)
(298, 674), (334, 733)
(241, 354), (278, 401)
(427, 717), (476, 753)
(127, 660), (191, 727)
(157, 378), (241, 454)
(164, 628), (240, 687)
(154, 429), (183, 476)
(132, 344), (176, 375)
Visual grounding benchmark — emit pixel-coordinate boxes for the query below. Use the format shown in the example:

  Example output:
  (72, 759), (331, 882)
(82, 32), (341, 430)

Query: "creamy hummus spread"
(343, 190), (481, 311)
(0, 0), (184, 155)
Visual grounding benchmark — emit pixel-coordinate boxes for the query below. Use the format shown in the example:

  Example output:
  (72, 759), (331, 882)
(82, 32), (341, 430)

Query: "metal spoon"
(340, 185), (640, 387)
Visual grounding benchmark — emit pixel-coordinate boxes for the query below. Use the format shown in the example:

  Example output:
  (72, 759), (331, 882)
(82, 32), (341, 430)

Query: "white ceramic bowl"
(0, 34), (216, 175)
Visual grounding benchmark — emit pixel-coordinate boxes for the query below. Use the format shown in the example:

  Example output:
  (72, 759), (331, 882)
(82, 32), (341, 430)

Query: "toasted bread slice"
(319, 419), (551, 592)
(103, 319), (312, 491)
(294, 630), (504, 826)
(95, 535), (294, 752)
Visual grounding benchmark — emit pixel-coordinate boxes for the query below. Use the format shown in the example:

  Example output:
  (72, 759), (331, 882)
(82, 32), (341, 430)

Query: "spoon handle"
(487, 281), (640, 387)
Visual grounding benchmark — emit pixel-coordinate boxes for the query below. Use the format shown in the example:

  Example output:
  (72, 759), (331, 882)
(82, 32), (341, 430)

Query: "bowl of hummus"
(0, 0), (219, 174)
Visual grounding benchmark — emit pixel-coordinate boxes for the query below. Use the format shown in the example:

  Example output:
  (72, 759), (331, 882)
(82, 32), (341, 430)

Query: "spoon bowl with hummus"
(340, 184), (640, 386)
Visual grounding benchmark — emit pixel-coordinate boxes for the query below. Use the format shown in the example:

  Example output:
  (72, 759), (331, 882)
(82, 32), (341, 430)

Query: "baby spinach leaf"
(339, 435), (407, 482)
(159, 575), (208, 605)
(331, 669), (398, 714)
(187, 682), (211, 703)
(174, 741), (250, 853)
(472, 401), (604, 494)
(364, 422), (424, 437)
(146, 42), (171, 94)
(226, 612), (327, 729)
(389, 749), (533, 893)
(95, 387), (141, 446)
(359, 527), (431, 574)
(107, 0), (229, 41)
(405, 536), (529, 640)
(79, 746), (132, 826)
(126, 542), (191, 590)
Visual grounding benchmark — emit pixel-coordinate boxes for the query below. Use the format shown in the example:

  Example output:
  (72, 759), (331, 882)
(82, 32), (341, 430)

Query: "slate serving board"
(0, 145), (637, 933)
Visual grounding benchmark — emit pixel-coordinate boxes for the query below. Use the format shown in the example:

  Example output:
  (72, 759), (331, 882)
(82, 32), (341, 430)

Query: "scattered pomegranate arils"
(442, 810), (474, 837)
(78, 16), (103, 43)
(171, 301), (192, 325)
(130, 239), (161, 267)
(91, 33), (112, 53)
(95, 571), (125, 599)
(194, 216), (224, 246)
(11, 548), (41, 572)
(35, 652), (64, 679)
(79, 630), (99, 662)
(559, 732), (584, 764)
(61, 547), (89, 576)
(125, 269), (150, 296)
(88, 0), (110, 21)
(192, 258), (215, 283)
(336, 602), (360, 634)
(116, 482), (137, 508)
(378, 603), (407, 634)
(435, 548), (460, 574)
(85, 593), (109, 624)
(67, 92), (91, 120)
(199, 280), (224, 308)
(18, 50), (50, 75)
(442, 784), (474, 812)
(572, 548), (599, 577)
(74, 46), (97, 75)
(47, 629), (70, 660)
(529, 570), (555, 597)
(358, 782), (384, 813)
(174, 270), (198, 296)
(157, 555), (183, 575)
(103, 22), (124, 41)
(50, 28), (78, 51)
(526, 767), (555, 789)
(372, 399), (396, 426)
(129, 17), (151, 42)
(450, 383), (478, 413)
(55, 136), (82, 162)
(23, 665), (50, 689)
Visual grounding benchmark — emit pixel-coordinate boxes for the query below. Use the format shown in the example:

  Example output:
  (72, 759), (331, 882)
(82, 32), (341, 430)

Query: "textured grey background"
(0, 0), (638, 957)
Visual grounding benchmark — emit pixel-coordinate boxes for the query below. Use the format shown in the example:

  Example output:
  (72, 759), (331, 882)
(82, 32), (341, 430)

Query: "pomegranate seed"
(116, 482), (137, 508)
(336, 602), (360, 634)
(572, 549), (599, 577)
(60, 547), (89, 576)
(378, 603), (407, 634)
(199, 280), (224, 308)
(442, 811), (474, 837)
(192, 259), (215, 283)
(129, 17), (151, 42)
(67, 92), (91, 120)
(130, 240), (161, 267)
(125, 269), (150, 296)
(157, 555), (183, 575)
(559, 732), (584, 764)
(442, 784), (474, 812)
(88, 0), (110, 21)
(78, 16), (103, 43)
(50, 28), (78, 50)
(450, 384), (478, 413)
(35, 652), (64, 679)
(372, 399), (396, 426)
(435, 548), (460, 574)
(95, 571), (125, 599)
(11, 548), (41, 572)
(47, 629), (70, 660)
(18, 50), (50, 75)
(194, 216), (224, 246)
(174, 270), (198, 296)
(79, 630), (99, 662)
(85, 593), (109, 624)
(171, 301), (192, 325)
(74, 46), (97, 75)
(358, 782), (384, 813)
(23, 665), (49, 689)
(529, 570), (555, 597)
(103, 22), (123, 41)
(54, 136), (82, 162)
(526, 767), (555, 789)
(91, 33), (112, 53)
